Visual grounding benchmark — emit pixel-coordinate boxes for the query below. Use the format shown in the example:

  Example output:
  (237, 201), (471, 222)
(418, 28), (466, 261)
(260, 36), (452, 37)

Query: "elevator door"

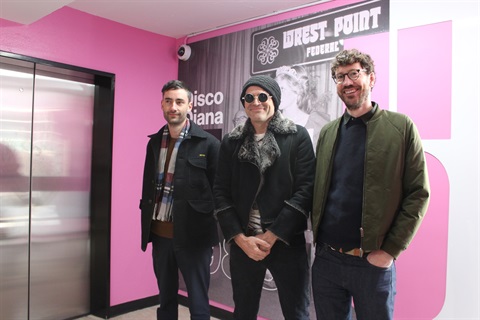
(0, 56), (94, 319)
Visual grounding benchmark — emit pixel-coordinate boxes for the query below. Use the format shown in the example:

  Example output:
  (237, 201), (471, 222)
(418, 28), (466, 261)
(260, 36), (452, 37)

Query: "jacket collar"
(229, 111), (297, 173)
(342, 102), (378, 125)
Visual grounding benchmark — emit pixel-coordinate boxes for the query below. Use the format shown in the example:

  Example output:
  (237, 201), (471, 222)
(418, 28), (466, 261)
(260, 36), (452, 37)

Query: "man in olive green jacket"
(311, 49), (430, 320)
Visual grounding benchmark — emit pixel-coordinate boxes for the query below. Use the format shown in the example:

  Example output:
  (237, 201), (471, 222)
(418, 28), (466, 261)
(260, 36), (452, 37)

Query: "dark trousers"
(151, 234), (212, 320)
(229, 240), (310, 320)
(312, 243), (396, 320)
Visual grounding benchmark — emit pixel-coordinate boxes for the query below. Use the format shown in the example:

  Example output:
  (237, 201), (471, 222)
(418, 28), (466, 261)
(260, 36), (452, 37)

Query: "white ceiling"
(0, 0), (327, 39)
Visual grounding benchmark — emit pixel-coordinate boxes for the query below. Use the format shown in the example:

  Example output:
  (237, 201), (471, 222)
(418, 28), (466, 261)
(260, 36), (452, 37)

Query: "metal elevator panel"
(0, 56), (94, 319)
(0, 58), (33, 320)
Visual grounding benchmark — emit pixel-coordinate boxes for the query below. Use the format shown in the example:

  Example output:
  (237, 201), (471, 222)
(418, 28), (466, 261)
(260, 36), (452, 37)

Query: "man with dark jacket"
(139, 80), (220, 320)
(311, 49), (430, 319)
(213, 75), (315, 320)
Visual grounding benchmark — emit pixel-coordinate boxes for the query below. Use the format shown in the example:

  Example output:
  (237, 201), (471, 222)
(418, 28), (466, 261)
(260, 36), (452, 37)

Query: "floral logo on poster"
(256, 36), (279, 65)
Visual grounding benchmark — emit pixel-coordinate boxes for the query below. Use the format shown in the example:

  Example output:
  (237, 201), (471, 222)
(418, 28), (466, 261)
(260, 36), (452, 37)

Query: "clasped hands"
(234, 230), (278, 261)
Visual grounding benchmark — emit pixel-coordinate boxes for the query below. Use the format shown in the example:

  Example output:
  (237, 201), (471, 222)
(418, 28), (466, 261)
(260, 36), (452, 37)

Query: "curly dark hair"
(330, 49), (375, 78)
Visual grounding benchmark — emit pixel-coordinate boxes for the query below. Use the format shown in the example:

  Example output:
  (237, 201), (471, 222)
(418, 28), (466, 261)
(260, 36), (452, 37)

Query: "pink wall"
(0, 1), (455, 317)
(1, 7), (177, 305)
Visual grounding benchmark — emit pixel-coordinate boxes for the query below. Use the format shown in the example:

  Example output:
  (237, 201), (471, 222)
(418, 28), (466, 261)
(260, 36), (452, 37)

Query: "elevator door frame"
(0, 50), (114, 318)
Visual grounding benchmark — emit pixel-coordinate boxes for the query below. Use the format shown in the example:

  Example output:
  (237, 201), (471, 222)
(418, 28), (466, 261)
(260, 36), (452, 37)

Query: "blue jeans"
(151, 234), (212, 320)
(229, 240), (310, 320)
(312, 243), (396, 320)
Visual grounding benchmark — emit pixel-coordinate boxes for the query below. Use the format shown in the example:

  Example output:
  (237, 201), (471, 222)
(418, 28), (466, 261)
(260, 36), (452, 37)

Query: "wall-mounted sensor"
(177, 45), (191, 61)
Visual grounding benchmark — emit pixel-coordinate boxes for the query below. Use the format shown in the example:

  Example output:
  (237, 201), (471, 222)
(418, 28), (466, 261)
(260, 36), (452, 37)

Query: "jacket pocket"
(187, 157), (208, 188)
(187, 199), (214, 214)
(188, 156), (207, 169)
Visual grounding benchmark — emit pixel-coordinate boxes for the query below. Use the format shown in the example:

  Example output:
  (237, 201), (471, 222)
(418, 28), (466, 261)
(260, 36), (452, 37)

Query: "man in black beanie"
(213, 75), (315, 319)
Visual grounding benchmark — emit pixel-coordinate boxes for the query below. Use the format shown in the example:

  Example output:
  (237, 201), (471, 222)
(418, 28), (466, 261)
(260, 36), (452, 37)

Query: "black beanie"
(240, 75), (281, 111)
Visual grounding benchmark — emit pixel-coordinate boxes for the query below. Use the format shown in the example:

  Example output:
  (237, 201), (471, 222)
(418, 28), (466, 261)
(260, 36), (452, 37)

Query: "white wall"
(390, 1), (479, 318)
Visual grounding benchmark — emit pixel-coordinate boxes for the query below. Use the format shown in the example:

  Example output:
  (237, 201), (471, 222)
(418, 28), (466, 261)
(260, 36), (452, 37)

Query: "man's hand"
(366, 249), (394, 268)
(234, 234), (271, 261)
(255, 230), (278, 249)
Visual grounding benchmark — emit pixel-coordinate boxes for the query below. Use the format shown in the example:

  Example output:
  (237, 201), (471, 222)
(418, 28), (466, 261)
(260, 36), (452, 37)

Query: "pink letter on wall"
(398, 22), (452, 139)
(395, 153), (449, 319)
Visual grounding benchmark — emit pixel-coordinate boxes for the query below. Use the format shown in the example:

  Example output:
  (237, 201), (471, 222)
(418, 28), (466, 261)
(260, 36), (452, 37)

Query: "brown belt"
(327, 244), (365, 257)
(151, 220), (174, 239)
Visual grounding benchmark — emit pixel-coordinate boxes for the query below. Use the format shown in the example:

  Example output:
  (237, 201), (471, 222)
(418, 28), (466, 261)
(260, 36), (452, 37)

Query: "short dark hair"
(331, 49), (375, 78)
(161, 80), (192, 101)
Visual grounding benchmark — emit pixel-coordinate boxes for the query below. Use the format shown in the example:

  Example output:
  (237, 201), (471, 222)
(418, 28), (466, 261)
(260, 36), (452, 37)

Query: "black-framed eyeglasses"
(242, 93), (271, 103)
(333, 69), (367, 84)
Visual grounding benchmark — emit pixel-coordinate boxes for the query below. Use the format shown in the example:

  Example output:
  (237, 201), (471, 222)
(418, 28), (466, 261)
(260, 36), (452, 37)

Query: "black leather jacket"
(213, 112), (315, 245)
(139, 122), (220, 251)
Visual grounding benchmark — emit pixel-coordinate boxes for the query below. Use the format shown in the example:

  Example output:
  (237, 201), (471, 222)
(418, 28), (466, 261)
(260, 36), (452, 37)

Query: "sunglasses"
(242, 93), (271, 103)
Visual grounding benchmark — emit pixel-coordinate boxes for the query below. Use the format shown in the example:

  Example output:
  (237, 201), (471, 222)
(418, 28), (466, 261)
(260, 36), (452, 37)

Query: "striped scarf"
(153, 119), (190, 221)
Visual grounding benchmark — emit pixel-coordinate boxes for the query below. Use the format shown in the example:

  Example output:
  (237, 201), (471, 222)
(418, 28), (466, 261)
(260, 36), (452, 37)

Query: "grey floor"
(77, 304), (221, 319)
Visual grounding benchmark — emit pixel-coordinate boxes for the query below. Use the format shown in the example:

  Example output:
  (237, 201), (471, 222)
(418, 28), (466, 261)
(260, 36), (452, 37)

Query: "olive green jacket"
(312, 104), (430, 259)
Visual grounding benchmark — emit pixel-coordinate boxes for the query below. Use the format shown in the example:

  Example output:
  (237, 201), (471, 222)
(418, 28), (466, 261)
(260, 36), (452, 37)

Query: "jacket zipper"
(359, 227), (364, 257)
(360, 119), (369, 257)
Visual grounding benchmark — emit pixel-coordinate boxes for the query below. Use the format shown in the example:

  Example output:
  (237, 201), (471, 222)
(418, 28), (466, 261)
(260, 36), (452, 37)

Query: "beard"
(340, 85), (369, 111)
(164, 111), (187, 125)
